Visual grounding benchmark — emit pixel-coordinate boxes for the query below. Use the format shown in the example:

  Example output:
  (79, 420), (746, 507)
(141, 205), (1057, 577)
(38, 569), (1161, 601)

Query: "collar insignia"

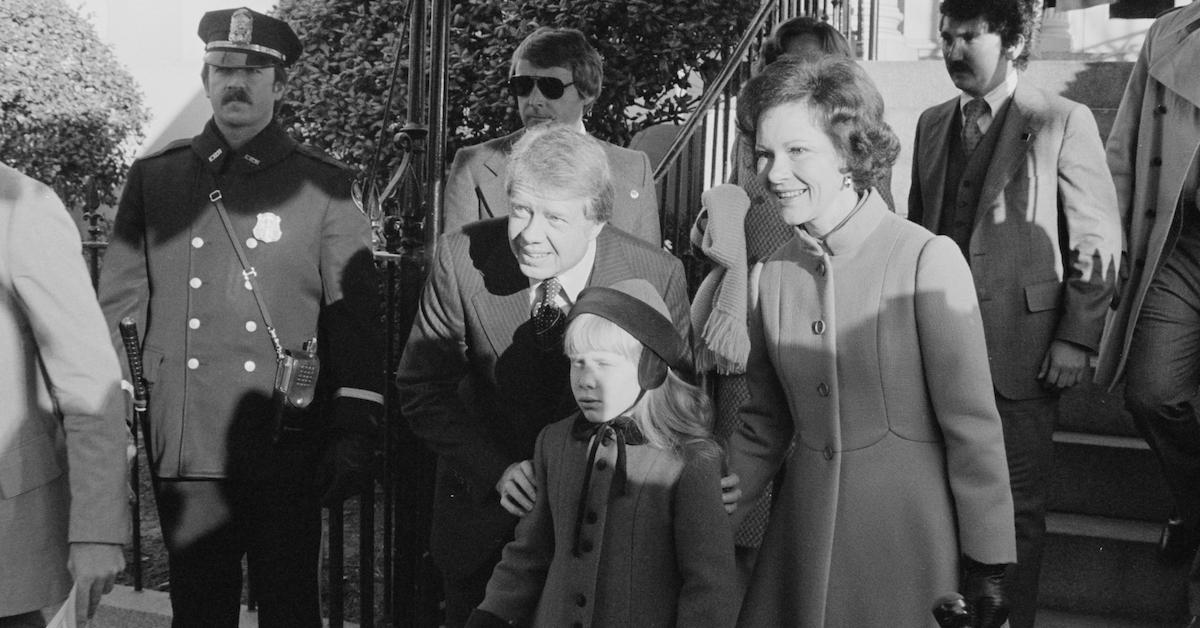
(208, 148), (223, 162)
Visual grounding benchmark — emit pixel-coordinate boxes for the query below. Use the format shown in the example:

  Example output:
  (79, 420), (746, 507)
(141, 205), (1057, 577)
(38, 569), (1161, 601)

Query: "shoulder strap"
(208, 188), (285, 358)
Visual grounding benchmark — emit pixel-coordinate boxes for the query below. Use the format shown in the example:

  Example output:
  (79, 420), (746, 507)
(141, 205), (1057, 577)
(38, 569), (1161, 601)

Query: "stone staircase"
(1039, 384), (1190, 625)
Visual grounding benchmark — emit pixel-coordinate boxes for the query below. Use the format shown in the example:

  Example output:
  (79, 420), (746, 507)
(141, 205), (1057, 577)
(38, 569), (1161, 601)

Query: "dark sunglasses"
(507, 75), (576, 100)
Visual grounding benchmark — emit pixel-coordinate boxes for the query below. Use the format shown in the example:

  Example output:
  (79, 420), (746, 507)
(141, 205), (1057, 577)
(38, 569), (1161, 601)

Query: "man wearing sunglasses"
(442, 27), (661, 245)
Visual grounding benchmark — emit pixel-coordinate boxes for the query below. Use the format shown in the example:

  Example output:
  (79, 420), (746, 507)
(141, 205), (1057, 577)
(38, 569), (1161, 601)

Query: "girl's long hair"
(565, 314), (720, 458)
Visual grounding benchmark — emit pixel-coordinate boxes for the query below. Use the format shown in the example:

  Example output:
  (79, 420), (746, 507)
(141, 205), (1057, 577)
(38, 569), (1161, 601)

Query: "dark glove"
(960, 555), (1011, 628)
(316, 430), (378, 506)
(464, 608), (514, 628)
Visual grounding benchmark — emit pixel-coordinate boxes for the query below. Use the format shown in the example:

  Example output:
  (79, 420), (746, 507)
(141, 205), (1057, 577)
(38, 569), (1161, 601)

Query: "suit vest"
(939, 99), (1013, 258)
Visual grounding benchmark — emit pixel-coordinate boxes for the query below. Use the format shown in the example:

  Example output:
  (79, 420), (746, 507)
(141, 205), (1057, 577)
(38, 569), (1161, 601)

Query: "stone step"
(1040, 513), (1190, 623)
(1050, 430), (1172, 523)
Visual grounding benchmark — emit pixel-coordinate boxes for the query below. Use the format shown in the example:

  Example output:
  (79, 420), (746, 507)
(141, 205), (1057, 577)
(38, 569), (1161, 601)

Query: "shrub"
(274, 0), (759, 178)
(0, 0), (147, 210)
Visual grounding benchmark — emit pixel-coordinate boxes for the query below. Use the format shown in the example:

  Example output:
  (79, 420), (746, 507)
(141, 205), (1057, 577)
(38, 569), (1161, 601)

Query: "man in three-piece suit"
(908, 1), (1120, 625)
(0, 164), (128, 627)
(441, 26), (661, 244)
(397, 125), (689, 627)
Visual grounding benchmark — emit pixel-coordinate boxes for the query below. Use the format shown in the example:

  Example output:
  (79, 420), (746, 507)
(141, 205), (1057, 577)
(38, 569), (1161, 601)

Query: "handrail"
(651, 0), (777, 182)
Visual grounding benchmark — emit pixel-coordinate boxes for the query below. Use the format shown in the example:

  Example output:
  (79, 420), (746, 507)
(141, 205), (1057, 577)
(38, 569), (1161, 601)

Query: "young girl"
(466, 279), (737, 628)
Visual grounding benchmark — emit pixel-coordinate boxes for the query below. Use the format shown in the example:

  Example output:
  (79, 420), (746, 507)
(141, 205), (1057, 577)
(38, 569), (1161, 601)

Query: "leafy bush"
(0, 0), (147, 209)
(274, 0), (759, 177)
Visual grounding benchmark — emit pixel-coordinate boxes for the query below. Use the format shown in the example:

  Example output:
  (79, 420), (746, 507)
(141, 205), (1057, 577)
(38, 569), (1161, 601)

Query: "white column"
(901, 0), (941, 59)
(874, 0), (916, 60)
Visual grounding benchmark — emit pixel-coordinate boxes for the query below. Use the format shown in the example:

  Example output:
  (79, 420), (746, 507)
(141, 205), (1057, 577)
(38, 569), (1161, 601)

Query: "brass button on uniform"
(190, 277), (202, 289)
(191, 237), (204, 248)
(187, 358), (199, 370)
(812, 320), (826, 335)
(244, 361), (256, 372)
(245, 321), (257, 332)
(246, 238), (258, 249)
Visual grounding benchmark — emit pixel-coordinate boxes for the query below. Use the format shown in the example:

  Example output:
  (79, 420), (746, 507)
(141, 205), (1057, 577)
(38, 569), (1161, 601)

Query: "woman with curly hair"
(724, 56), (1017, 627)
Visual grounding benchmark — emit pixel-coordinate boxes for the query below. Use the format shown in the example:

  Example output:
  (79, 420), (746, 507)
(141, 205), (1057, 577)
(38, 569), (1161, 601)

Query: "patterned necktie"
(962, 98), (988, 155)
(533, 277), (565, 350)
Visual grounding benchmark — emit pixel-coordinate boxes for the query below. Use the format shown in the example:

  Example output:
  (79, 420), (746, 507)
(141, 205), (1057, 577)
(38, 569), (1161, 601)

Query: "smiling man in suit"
(441, 26), (660, 244)
(907, 0), (1120, 625)
(398, 124), (689, 626)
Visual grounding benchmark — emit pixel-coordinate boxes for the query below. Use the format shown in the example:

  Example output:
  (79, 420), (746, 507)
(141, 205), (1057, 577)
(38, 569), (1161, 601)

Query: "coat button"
(1155, 104), (1167, 114)
(812, 320), (826, 335)
(580, 539), (594, 553)
(246, 238), (259, 249)
(244, 281), (253, 290)
(191, 237), (204, 248)
(1151, 157), (1163, 167)
(187, 358), (199, 370)
(190, 277), (202, 289)
(630, 189), (639, 199)
(575, 593), (587, 607)
(1146, 209), (1157, 219)
(188, 318), (200, 330)
(585, 510), (598, 524)
(245, 321), (258, 332)
(596, 458), (609, 471)
(244, 361), (256, 372)
(573, 623), (583, 628)
(823, 446), (834, 460)
(817, 262), (826, 276)
(817, 382), (830, 397)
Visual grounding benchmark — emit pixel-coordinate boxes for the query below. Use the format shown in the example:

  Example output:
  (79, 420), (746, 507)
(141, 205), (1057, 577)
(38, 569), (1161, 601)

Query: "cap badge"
(253, 212), (282, 243)
(229, 9), (253, 45)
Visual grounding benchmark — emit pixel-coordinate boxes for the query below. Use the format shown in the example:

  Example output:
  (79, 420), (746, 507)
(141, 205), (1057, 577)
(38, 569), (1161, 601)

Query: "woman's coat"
(726, 193), (1016, 626)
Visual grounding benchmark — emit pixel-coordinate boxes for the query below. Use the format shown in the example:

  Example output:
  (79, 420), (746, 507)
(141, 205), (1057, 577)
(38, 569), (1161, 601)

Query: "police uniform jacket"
(99, 120), (382, 479)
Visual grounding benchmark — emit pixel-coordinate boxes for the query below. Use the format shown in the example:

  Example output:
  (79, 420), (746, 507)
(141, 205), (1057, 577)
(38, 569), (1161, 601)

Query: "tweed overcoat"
(909, 83), (1120, 400)
(1095, 2), (1200, 388)
(726, 194), (1016, 627)
(477, 414), (737, 628)
(0, 164), (129, 615)
(99, 120), (383, 479)
(442, 130), (661, 244)
(396, 218), (690, 579)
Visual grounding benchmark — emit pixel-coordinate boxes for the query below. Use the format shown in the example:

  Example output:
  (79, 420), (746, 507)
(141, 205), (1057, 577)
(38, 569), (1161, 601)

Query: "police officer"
(99, 8), (382, 627)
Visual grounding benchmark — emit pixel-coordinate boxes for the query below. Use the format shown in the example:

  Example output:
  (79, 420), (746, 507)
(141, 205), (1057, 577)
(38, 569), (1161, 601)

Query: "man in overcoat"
(0, 164), (128, 627)
(1094, 3), (1200, 623)
(98, 8), (382, 627)
(397, 125), (690, 626)
(441, 27), (661, 244)
(908, 0), (1120, 624)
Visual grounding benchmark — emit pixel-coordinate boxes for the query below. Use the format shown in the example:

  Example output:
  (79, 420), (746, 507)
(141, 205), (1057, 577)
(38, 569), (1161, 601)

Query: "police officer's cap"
(199, 7), (302, 68)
